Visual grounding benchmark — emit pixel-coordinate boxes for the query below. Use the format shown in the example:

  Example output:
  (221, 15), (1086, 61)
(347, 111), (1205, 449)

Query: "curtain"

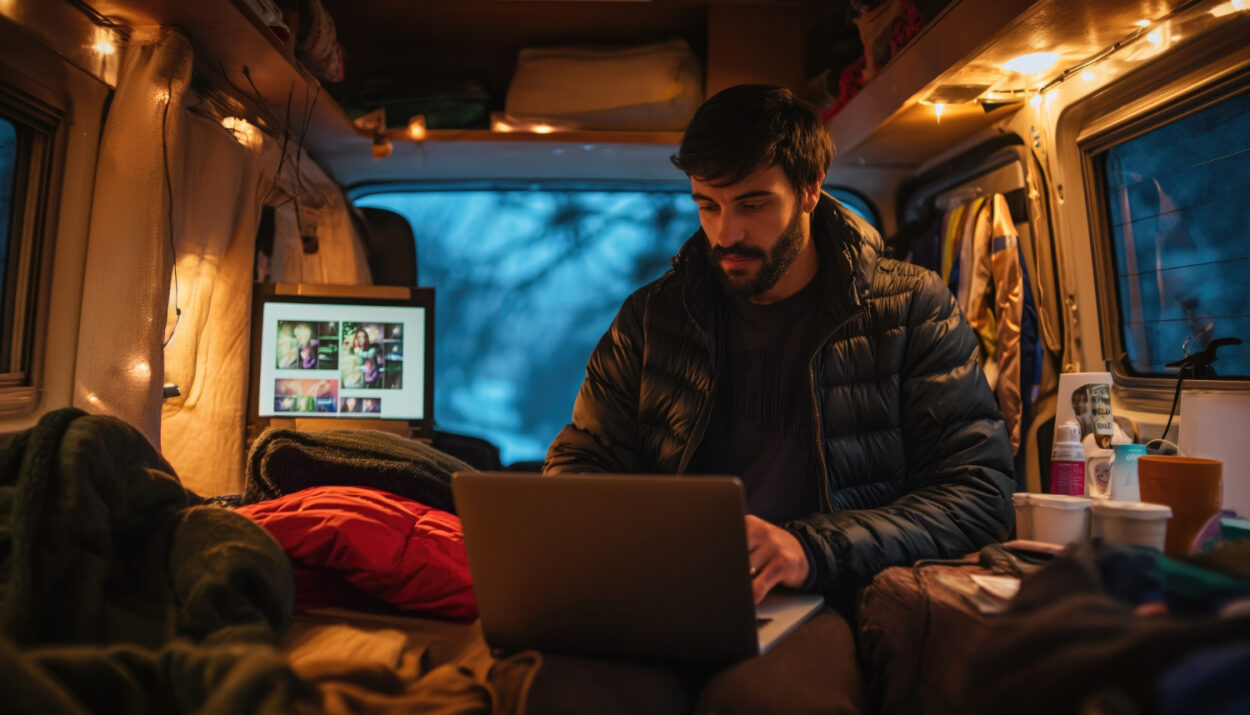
(77, 28), (372, 495)
(162, 116), (371, 496)
(75, 28), (192, 444)
(158, 112), (265, 497)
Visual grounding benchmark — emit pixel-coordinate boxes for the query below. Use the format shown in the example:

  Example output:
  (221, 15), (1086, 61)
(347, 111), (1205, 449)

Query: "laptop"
(451, 472), (825, 661)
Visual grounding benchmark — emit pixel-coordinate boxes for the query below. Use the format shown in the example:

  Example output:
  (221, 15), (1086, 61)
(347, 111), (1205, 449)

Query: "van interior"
(2, 0), (1249, 712)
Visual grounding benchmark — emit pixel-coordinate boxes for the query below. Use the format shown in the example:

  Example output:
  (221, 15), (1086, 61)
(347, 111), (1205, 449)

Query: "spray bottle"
(1050, 421), (1086, 496)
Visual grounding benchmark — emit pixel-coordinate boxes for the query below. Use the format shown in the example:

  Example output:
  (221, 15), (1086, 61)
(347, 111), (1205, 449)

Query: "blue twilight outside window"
(0, 117), (17, 312)
(1100, 88), (1250, 378)
(358, 186), (876, 464)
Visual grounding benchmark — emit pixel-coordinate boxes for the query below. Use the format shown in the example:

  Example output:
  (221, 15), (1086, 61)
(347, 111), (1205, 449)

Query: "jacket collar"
(672, 192), (883, 329)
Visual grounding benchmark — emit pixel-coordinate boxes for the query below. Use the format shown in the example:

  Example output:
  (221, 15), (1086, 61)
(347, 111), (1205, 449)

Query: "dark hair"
(671, 85), (834, 191)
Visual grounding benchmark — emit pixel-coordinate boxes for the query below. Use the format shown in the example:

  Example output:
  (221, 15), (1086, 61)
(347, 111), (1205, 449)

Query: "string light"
(407, 114), (427, 141)
(221, 117), (262, 149)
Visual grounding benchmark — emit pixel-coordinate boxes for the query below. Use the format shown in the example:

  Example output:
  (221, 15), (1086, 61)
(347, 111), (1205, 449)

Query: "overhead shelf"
(828, 0), (1195, 167)
(828, 0), (1037, 167)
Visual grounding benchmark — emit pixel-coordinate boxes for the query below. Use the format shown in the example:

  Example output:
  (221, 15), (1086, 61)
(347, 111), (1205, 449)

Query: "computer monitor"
(248, 283), (435, 438)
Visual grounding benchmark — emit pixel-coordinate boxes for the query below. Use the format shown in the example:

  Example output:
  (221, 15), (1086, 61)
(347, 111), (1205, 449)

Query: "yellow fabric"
(955, 196), (988, 311)
(940, 203), (967, 284)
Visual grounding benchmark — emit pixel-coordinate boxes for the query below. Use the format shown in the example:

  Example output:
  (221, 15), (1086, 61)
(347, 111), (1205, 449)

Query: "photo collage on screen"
(272, 319), (404, 415)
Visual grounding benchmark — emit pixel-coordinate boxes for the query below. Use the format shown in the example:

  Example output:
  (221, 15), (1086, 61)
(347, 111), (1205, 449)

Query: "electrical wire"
(162, 72), (181, 348)
(291, 84), (320, 237)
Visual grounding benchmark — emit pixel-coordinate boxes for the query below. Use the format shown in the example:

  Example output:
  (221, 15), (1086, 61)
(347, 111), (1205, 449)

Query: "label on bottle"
(1050, 460), (1086, 496)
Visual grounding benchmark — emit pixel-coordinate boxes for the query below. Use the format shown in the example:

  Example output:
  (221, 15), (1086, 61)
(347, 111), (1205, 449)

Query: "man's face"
(691, 165), (821, 303)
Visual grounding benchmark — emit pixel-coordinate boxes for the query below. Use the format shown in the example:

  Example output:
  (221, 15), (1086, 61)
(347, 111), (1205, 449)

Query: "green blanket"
(0, 408), (309, 712)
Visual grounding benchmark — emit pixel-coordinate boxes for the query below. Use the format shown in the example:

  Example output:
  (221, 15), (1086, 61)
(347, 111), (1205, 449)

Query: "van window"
(358, 188), (698, 463)
(0, 116), (18, 375)
(1098, 88), (1250, 378)
(359, 186), (875, 463)
(0, 117), (16, 332)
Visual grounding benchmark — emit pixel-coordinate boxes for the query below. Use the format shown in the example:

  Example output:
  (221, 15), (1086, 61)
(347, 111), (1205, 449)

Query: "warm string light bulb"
(933, 102), (944, 123)
(407, 115), (427, 141)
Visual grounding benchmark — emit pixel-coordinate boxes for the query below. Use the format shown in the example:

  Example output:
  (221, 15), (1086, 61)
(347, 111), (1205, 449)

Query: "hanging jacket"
(957, 193), (1025, 455)
(545, 194), (1014, 598)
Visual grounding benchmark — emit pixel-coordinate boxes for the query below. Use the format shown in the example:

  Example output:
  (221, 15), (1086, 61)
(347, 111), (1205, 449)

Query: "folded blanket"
(244, 428), (471, 513)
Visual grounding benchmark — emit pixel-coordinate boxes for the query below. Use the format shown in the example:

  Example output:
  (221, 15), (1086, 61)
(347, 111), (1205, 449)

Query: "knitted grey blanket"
(243, 428), (471, 513)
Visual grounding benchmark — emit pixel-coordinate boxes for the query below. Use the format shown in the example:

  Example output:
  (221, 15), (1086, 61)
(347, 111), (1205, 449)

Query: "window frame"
(0, 81), (61, 416)
(1080, 67), (1250, 393)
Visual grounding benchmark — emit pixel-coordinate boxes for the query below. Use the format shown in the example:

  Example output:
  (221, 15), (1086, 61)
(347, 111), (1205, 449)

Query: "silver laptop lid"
(452, 472), (762, 660)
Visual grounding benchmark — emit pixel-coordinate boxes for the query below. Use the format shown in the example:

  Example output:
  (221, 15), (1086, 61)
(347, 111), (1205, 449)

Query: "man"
(543, 85), (1013, 713)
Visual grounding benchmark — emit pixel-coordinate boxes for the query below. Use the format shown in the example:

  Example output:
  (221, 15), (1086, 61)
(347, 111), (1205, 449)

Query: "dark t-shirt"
(692, 274), (822, 524)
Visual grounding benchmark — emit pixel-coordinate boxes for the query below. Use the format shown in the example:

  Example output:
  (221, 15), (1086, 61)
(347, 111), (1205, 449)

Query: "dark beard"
(707, 202), (806, 300)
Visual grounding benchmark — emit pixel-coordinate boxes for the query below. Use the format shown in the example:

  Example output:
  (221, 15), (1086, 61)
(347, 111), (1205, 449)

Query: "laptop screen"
(250, 284), (434, 432)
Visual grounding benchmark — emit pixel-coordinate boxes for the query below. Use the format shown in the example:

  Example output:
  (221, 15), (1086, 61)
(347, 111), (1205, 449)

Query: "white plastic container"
(1029, 494), (1092, 546)
(1013, 492), (1034, 540)
(1091, 500), (1173, 551)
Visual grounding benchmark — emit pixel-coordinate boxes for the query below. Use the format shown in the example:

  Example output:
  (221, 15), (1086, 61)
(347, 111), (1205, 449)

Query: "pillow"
(239, 486), (476, 621)
(504, 38), (703, 131)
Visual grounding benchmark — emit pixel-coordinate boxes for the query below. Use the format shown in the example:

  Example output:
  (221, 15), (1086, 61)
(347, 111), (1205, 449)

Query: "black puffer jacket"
(545, 194), (1014, 596)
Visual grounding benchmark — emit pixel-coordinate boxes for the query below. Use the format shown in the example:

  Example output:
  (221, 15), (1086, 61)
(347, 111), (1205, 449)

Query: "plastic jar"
(1091, 500), (1173, 550)
(1029, 494), (1093, 546)
(1012, 492), (1034, 540)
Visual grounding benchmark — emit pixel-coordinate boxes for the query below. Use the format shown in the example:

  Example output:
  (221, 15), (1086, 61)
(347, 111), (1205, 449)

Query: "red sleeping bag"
(238, 485), (477, 621)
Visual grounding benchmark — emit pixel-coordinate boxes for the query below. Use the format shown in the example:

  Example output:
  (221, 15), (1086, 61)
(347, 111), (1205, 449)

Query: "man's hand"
(745, 515), (810, 604)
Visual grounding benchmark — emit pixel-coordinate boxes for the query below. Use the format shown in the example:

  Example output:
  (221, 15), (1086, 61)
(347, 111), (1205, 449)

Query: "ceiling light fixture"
(1003, 51), (1059, 75)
